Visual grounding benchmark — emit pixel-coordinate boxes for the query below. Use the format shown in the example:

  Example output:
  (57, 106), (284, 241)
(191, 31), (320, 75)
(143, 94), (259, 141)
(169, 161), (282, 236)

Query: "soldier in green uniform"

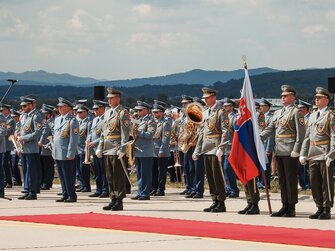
(260, 85), (305, 217)
(97, 88), (130, 211)
(300, 87), (334, 220)
(193, 87), (229, 213)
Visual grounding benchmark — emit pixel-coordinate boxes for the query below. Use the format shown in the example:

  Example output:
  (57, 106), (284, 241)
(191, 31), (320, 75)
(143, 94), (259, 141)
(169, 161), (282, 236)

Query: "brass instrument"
(173, 149), (182, 167)
(9, 135), (23, 155)
(179, 102), (204, 153)
(83, 142), (91, 164)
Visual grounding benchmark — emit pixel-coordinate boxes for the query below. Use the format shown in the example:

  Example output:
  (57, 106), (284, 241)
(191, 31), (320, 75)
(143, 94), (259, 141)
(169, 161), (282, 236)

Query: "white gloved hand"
(117, 150), (126, 159)
(299, 156), (307, 165)
(192, 152), (199, 160)
(216, 148), (224, 159)
(290, 151), (299, 158)
(326, 156), (333, 167)
(96, 149), (103, 158)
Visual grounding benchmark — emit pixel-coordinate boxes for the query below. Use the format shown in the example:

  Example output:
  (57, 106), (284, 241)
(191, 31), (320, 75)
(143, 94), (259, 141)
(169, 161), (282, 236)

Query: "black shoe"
(211, 201), (226, 213)
(103, 199), (117, 210)
(64, 197), (77, 203)
(185, 192), (196, 198)
(75, 184), (80, 189)
(99, 193), (109, 198)
(18, 194), (28, 200)
(185, 190), (192, 195)
(179, 189), (189, 195)
(192, 193), (203, 199)
(0, 191), (5, 198)
(81, 188), (91, 193)
(57, 192), (63, 196)
(271, 203), (289, 217)
(284, 204), (296, 217)
(246, 204), (260, 215)
(5, 183), (12, 188)
(138, 196), (150, 200)
(40, 186), (50, 190)
(56, 197), (67, 202)
(76, 188), (83, 192)
(25, 194), (37, 200)
(111, 200), (123, 211)
(238, 203), (252, 214)
(131, 195), (140, 200)
(309, 207), (324, 219)
(89, 192), (101, 197)
(318, 208), (331, 220)
(13, 181), (22, 186)
(203, 200), (218, 212)
(154, 191), (165, 196)
(228, 193), (239, 198)
(149, 190), (157, 196)
(21, 190), (28, 194)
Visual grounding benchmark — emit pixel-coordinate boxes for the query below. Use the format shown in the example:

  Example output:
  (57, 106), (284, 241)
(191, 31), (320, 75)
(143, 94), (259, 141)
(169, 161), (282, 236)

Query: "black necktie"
(316, 111), (320, 119)
(60, 117), (63, 124)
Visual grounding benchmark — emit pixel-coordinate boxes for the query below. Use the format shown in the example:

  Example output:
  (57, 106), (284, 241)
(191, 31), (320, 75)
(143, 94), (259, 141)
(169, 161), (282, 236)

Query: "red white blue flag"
(228, 68), (267, 185)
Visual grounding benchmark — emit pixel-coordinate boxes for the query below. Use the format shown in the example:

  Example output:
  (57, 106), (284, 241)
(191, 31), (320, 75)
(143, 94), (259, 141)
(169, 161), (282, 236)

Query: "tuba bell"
(178, 102), (204, 153)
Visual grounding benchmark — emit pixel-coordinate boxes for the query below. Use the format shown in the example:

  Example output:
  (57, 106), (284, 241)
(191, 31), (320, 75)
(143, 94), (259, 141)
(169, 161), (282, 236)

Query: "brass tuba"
(178, 102), (204, 153)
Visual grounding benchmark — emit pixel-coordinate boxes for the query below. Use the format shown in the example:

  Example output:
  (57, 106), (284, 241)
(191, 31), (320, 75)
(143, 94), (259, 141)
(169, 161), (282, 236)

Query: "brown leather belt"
(206, 134), (222, 139)
(106, 135), (121, 139)
(310, 140), (330, 146)
(276, 134), (296, 139)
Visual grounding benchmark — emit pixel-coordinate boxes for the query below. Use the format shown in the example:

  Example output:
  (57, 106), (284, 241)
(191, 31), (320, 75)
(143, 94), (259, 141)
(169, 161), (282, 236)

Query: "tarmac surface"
(0, 184), (334, 251)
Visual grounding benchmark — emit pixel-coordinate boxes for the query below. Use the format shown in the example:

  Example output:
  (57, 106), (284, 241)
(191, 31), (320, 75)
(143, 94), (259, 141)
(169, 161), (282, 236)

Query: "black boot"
(203, 200), (218, 212)
(309, 207), (324, 219)
(211, 201), (226, 213)
(103, 198), (117, 210)
(284, 204), (296, 217)
(271, 203), (289, 217)
(238, 203), (252, 214)
(246, 204), (260, 215)
(318, 207), (331, 220)
(111, 199), (123, 211)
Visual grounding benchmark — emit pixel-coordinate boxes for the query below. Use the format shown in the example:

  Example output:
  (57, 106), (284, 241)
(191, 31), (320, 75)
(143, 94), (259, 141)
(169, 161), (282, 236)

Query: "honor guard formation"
(0, 85), (334, 220)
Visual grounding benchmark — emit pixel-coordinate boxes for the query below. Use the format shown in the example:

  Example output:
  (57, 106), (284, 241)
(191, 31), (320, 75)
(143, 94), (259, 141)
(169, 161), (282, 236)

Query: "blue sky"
(0, 0), (334, 80)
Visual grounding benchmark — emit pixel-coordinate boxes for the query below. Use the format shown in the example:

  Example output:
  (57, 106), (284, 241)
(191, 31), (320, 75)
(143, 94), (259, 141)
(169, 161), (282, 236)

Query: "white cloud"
(301, 24), (329, 38)
(133, 4), (152, 16)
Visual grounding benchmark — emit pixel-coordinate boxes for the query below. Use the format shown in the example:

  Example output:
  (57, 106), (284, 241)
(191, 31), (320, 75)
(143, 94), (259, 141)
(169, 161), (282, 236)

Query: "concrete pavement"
(0, 184), (333, 251)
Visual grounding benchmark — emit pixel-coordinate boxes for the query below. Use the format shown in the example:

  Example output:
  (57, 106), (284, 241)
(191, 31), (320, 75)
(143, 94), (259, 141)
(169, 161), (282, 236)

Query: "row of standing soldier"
(0, 85), (333, 219)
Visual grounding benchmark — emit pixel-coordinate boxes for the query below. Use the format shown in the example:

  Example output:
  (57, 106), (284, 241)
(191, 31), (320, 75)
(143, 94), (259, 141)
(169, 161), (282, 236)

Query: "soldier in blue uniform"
(258, 98), (275, 189)
(0, 103), (15, 188)
(222, 98), (240, 198)
(53, 98), (79, 202)
(151, 103), (171, 196)
(39, 104), (55, 190)
(10, 109), (22, 186)
(178, 95), (194, 195)
(131, 101), (157, 200)
(17, 96), (43, 200)
(75, 104), (92, 192)
(0, 112), (8, 198)
(87, 100), (109, 198)
(297, 99), (311, 190)
(96, 88), (130, 210)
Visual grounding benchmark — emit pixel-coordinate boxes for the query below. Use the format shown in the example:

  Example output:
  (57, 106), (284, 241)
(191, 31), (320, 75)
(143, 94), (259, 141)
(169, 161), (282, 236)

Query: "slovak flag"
(228, 68), (267, 185)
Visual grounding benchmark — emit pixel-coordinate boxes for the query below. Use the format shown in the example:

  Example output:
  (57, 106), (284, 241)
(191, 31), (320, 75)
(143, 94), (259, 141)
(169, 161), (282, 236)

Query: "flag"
(228, 68), (267, 185)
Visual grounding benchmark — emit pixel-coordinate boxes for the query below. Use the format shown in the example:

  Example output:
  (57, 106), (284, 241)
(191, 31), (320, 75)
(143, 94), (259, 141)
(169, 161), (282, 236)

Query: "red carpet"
(0, 213), (334, 248)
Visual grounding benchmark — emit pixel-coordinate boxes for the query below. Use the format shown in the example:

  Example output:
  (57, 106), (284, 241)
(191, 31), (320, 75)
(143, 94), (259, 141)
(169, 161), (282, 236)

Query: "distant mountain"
(0, 70), (98, 85)
(97, 68), (279, 87)
(2, 68), (335, 106)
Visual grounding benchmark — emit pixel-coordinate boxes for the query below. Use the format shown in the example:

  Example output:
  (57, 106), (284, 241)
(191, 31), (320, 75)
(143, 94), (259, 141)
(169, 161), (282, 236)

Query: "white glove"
(192, 153), (199, 160)
(290, 151), (299, 158)
(117, 150), (126, 159)
(216, 148), (224, 159)
(299, 156), (307, 165)
(326, 156), (333, 167)
(96, 149), (103, 158)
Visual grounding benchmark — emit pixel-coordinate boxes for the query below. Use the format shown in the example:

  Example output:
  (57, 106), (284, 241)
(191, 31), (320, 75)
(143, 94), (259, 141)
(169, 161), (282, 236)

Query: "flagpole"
(242, 55), (272, 215)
